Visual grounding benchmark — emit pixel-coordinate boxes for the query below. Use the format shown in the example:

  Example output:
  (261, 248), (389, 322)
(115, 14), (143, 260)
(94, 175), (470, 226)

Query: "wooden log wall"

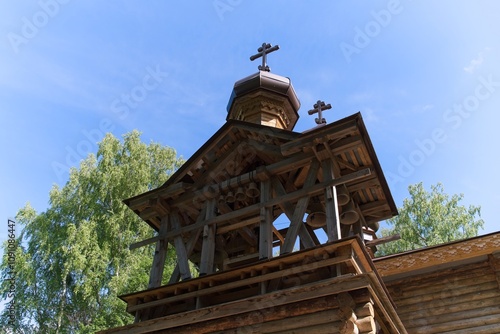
(384, 255), (500, 334)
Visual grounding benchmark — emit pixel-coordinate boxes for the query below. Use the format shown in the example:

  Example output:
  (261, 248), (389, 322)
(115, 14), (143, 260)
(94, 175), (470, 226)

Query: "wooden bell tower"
(100, 43), (408, 334)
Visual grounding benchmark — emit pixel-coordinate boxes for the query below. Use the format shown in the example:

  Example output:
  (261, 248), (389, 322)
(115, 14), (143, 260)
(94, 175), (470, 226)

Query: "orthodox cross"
(308, 100), (332, 125)
(250, 42), (280, 72)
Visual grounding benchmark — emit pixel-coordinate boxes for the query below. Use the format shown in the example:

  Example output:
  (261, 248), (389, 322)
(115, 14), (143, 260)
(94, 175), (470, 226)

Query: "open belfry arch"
(101, 43), (407, 334)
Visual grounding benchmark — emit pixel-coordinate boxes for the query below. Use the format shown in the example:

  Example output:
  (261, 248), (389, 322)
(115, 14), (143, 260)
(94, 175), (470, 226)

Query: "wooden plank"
(365, 234), (400, 247)
(272, 321), (345, 334)
(322, 159), (341, 242)
(199, 199), (216, 276)
(130, 234), (161, 251)
(257, 310), (342, 334)
(171, 213), (192, 281)
(128, 254), (355, 313)
(148, 216), (169, 289)
(281, 119), (358, 156)
(237, 226), (258, 247)
(216, 216), (260, 234)
(199, 295), (341, 334)
(410, 312), (500, 334)
(126, 182), (189, 211)
(169, 205), (207, 283)
(259, 179), (273, 260)
(101, 274), (372, 334)
(122, 238), (360, 302)
(272, 177), (316, 250)
(488, 253), (500, 290)
(404, 304), (500, 331)
(359, 200), (390, 216)
(273, 225), (285, 245)
(281, 160), (319, 254)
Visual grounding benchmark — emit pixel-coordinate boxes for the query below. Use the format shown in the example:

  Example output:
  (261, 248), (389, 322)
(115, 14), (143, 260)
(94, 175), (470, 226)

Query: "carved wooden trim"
(374, 232), (500, 279)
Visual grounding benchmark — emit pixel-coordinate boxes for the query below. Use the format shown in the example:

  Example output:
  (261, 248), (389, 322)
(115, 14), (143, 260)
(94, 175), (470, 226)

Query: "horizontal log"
(340, 318), (359, 334)
(356, 302), (374, 318)
(356, 315), (375, 333)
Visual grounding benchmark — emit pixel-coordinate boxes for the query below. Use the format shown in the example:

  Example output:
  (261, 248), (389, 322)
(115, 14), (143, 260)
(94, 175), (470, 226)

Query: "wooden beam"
(280, 119), (358, 156)
(322, 159), (341, 242)
(365, 234), (400, 247)
(126, 182), (189, 211)
(281, 159), (320, 254)
(272, 177), (316, 251)
(237, 226), (258, 247)
(129, 254), (355, 313)
(164, 168), (371, 242)
(171, 213), (192, 281)
(169, 151), (316, 208)
(130, 235), (161, 251)
(148, 216), (169, 289)
(273, 226), (285, 245)
(173, 295), (342, 333)
(259, 179), (273, 260)
(216, 216), (260, 234)
(199, 199), (216, 276)
(168, 206), (206, 284)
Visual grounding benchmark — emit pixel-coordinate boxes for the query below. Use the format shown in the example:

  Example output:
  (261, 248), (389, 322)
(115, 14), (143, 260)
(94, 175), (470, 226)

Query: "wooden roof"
(124, 112), (397, 234)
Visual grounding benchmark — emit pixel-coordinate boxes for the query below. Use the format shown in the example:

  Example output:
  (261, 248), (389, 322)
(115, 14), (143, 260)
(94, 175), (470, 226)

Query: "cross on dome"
(308, 100), (332, 125)
(249, 42), (280, 72)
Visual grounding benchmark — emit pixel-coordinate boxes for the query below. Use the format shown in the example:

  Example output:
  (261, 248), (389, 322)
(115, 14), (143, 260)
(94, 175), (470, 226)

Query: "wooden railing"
(121, 236), (375, 321)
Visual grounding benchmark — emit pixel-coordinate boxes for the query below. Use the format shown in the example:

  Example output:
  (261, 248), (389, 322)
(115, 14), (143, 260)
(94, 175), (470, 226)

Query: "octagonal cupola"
(226, 42), (300, 131)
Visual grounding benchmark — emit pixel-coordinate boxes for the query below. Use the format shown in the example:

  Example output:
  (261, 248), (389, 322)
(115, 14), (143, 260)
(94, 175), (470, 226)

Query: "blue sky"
(1, 1), (499, 248)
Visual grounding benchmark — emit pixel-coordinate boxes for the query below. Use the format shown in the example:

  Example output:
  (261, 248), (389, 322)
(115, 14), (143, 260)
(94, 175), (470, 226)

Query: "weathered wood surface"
(100, 237), (407, 334)
(380, 246), (500, 334)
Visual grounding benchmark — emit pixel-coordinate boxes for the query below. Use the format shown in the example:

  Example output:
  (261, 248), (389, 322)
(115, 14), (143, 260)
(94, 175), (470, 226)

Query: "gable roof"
(124, 112), (397, 232)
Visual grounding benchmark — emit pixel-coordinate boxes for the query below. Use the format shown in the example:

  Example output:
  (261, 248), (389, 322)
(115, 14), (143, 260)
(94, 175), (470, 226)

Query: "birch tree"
(376, 182), (484, 256)
(0, 131), (183, 333)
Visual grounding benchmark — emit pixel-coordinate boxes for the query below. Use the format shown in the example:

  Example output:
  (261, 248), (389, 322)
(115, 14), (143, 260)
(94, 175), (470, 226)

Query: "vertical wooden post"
(199, 199), (216, 276)
(272, 177), (317, 250)
(259, 179), (273, 260)
(322, 159), (341, 242)
(281, 159), (320, 254)
(171, 213), (192, 281)
(169, 206), (206, 284)
(148, 215), (169, 289)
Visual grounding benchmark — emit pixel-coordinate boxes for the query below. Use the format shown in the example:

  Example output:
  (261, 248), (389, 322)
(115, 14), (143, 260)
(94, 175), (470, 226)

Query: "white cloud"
(463, 49), (489, 73)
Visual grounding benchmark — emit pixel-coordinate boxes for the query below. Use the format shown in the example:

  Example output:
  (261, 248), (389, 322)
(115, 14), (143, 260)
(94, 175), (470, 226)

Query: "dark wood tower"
(100, 43), (407, 334)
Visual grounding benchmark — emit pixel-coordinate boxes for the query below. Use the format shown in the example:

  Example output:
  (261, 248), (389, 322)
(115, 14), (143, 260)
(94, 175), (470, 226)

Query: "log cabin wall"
(375, 232), (500, 334)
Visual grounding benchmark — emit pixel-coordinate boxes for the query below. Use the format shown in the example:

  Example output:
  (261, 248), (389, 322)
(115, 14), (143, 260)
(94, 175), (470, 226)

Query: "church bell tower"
(226, 43), (300, 130)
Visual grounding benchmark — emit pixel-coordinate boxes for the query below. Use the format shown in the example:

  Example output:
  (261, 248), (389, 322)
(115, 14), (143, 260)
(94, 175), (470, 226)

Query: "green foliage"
(0, 131), (183, 333)
(376, 182), (484, 257)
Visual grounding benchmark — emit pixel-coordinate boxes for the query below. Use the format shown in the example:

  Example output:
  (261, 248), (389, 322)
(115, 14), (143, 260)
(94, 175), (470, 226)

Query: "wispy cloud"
(464, 48), (489, 73)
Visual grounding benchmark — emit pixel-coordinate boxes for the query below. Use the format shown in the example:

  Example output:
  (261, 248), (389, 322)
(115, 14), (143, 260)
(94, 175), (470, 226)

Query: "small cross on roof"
(250, 42), (280, 72)
(308, 100), (332, 125)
